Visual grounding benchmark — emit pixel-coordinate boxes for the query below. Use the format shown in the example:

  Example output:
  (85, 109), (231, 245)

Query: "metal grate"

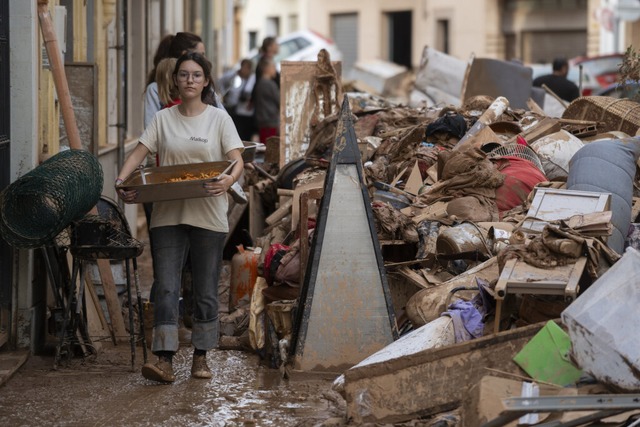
(486, 143), (545, 175)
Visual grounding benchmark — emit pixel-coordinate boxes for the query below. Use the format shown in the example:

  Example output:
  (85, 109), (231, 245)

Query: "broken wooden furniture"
(493, 188), (610, 333)
(298, 187), (324, 286)
(292, 97), (398, 371)
(493, 258), (587, 333)
(521, 188), (611, 234)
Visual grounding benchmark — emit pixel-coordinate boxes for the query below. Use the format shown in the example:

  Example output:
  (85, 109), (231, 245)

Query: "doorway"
(0, 0), (11, 349)
(387, 11), (412, 68)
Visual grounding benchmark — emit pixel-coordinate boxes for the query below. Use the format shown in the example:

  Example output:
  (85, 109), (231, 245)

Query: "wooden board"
(280, 61), (342, 168)
(293, 98), (397, 371)
(58, 63), (98, 154)
(522, 188), (611, 233)
(521, 117), (561, 144)
(224, 200), (247, 246)
(95, 259), (127, 342)
(249, 186), (265, 241)
(84, 272), (107, 351)
(495, 258), (587, 301)
(343, 322), (546, 424)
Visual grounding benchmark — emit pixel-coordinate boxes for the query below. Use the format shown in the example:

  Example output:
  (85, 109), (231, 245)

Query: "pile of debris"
(223, 47), (640, 425)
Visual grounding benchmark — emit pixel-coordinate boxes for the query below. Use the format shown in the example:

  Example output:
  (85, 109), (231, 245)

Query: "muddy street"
(0, 215), (344, 427)
(0, 347), (342, 426)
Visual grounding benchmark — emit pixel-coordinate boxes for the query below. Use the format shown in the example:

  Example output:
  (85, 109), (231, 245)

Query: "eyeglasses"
(176, 71), (205, 82)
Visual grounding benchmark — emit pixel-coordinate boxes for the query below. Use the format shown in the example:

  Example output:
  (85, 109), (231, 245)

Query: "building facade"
(239, 0), (603, 76)
(1, 0), (234, 353)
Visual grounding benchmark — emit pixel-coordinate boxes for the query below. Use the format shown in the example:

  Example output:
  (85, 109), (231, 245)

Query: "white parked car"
(219, 30), (343, 91)
(265, 30), (343, 66)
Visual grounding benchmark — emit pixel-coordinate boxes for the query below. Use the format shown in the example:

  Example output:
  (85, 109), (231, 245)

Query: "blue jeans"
(150, 225), (226, 353)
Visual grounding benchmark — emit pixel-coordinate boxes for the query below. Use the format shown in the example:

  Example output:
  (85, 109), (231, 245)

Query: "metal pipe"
(454, 96), (509, 151)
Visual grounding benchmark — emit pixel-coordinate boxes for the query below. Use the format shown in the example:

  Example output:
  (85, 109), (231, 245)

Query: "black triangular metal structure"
(292, 96), (398, 371)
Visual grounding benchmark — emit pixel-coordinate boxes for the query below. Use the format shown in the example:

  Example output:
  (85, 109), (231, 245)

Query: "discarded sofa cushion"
(425, 113), (467, 140)
(494, 156), (547, 215)
(568, 138), (640, 254)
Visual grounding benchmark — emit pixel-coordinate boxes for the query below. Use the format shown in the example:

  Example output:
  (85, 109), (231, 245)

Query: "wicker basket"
(563, 96), (640, 136)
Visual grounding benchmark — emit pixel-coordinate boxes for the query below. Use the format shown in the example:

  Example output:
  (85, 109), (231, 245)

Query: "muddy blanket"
(420, 148), (505, 222)
(498, 225), (620, 278)
(372, 202), (418, 243)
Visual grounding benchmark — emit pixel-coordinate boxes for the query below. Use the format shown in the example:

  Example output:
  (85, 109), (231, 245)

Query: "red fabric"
(264, 243), (289, 285)
(494, 156), (547, 216)
(259, 127), (278, 144)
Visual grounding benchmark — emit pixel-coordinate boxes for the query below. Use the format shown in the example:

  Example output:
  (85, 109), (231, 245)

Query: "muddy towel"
(441, 301), (483, 343)
(421, 148), (504, 222)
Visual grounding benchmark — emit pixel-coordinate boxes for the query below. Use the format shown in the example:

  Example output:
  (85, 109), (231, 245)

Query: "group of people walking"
(220, 36), (281, 144)
(116, 32), (280, 383)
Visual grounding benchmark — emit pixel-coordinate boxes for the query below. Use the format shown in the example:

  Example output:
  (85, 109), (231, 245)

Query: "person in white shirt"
(116, 52), (244, 383)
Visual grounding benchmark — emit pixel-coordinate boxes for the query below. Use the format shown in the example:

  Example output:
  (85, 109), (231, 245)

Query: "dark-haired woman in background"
(254, 57), (280, 144)
(117, 52), (244, 383)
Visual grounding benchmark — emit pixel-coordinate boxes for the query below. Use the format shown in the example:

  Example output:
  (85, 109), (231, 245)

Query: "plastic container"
(230, 245), (260, 309)
(436, 222), (491, 258)
(562, 247), (640, 391)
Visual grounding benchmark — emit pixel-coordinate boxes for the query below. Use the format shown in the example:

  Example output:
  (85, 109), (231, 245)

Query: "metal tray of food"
(242, 141), (259, 163)
(117, 160), (235, 203)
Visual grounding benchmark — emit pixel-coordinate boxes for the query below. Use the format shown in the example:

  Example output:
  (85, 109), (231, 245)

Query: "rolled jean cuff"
(152, 324), (179, 353)
(191, 319), (219, 350)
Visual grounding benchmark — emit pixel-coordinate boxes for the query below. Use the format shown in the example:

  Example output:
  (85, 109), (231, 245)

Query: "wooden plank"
(280, 61), (342, 168)
(0, 350), (29, 388)
(224, 201), (247, 246)
(85, 271), (109, 348)
(343, 322), (546, 424)
(523, 188), (611, 233)
(396, 267), (430, 289)
(249, 186), (265, 241)
(58, 63), (98, 154)
(404, 161), (423, 196)
(520, 117), (561, 144)
(291, 177), (325, 230)
(527, 98), (546, 116)
(411, 201), (449, 224)
(265, 198), (293, 226)
(95, 259), (127, 342)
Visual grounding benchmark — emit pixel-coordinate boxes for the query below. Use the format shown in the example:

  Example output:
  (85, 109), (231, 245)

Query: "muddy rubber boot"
(191, 354), (212, 379)
(141, 357), (175, 383)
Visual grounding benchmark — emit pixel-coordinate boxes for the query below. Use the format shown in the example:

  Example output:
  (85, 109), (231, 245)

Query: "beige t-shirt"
(139, 105), (243, 233)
